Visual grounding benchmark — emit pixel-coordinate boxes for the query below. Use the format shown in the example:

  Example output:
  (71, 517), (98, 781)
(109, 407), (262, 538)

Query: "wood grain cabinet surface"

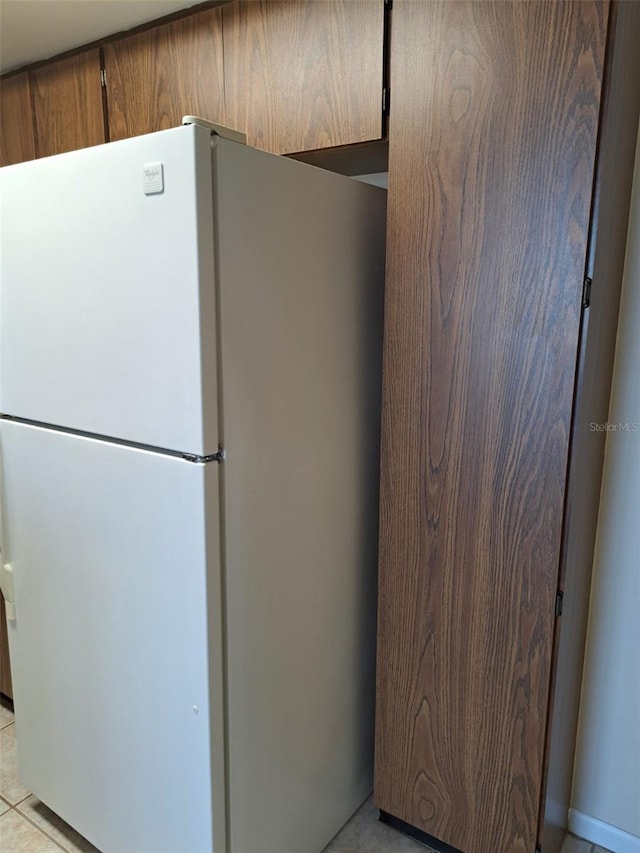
(31, 50), (105, 157)
(222, 0), (384, 154)
(104, 7), (225, 142)
(374, 2), (639, 852)
(0, 72), (36, 166)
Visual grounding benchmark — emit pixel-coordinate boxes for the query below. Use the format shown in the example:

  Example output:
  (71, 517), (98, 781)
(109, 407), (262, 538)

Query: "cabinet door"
(31, 51), (105, 157)
(0, 72), (36, 166)
(222, 0), (384, 155)
(374, 3), (608, 853)
(104, 7), (225, 142)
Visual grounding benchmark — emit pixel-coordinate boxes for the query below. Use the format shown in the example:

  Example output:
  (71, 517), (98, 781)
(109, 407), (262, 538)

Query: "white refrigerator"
(0, 121), (386, 853)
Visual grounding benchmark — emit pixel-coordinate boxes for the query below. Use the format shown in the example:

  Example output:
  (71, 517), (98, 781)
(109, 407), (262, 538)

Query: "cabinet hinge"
(535, 845), (542, 853)
(382, 87), (390, 116)
(582, 276), (592, 309)
(555, 591), (564, 617)
(100, 68), (107, 88)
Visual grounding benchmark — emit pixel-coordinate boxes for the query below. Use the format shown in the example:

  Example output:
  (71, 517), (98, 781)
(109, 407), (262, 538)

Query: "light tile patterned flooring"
(0, 697), (612, 853)
(320, 800), (613, 853)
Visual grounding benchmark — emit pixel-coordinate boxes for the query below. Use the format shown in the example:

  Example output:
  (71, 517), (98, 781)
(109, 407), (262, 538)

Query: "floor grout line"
(1, 802), (70, 853)
(14, 803), (71, 852)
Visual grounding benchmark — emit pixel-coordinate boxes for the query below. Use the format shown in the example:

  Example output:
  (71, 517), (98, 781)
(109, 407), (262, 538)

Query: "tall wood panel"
(222, 0), (384, 154)
(374, 3), (608, 852)
(104, 7), (225, 142)
(31, 51), (105, 157)
(0, 72), (36, 166)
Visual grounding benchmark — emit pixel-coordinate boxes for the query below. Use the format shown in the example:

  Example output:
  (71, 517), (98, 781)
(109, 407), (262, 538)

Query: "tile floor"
(321, 799), (613, 853)
(0, 697), (612, 853)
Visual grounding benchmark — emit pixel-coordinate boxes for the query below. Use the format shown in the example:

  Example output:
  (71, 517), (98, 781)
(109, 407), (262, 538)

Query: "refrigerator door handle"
(0, 449), (15, 620)
(0, 564), (15, 622)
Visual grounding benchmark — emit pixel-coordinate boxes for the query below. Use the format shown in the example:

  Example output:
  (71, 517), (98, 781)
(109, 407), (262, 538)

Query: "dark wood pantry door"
(374, 2), (608, 852)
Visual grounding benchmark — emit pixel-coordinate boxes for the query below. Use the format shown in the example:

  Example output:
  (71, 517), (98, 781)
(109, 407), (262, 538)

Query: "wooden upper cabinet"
(31, 51), (105, 157)
(0, 72), (37, 166)
(222, 0), (384, 155)
(104, 7), (225, 142)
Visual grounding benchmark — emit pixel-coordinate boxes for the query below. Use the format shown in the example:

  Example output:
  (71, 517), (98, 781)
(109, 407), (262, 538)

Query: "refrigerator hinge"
(182, 448), (225, 464)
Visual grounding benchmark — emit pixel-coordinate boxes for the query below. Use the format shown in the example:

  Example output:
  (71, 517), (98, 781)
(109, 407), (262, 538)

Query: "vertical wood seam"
(27, 70), (40, 158)
(99, 47), (110, 144)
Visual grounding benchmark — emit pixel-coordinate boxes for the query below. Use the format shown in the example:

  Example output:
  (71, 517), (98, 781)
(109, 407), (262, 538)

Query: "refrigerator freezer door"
(0, 125), (218, 456)
(0, 420), (225, 853)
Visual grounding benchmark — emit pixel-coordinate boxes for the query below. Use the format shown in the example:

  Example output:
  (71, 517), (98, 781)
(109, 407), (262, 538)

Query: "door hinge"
(100, 68), (107, 88)
(535, 845), (542, 853)
(384, 0), (393, 8)
(383, 87), (390, 116)
(555, 591), (564, 617)
(582, 276), (592, 309)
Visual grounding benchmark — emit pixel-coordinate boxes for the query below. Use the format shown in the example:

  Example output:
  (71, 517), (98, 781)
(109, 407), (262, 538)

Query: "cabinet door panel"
(0, 72), (36, 166)
(374, 3), (608, 852)
(31, 51), (105, 157)
(223, 0), (384, 154)
(104, 8), (225, 142)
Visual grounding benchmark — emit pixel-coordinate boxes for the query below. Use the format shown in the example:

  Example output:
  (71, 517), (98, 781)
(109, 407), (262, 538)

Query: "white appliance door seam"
(0, 415), (224, 463)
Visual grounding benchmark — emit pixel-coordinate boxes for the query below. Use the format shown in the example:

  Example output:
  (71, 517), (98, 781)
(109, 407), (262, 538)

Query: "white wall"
(570, 124), (640, 853)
